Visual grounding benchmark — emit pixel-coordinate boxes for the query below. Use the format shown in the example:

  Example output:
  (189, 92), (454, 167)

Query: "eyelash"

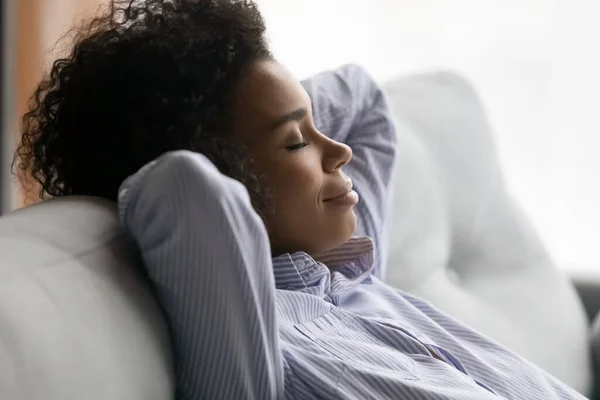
(286, 142), (310, 152)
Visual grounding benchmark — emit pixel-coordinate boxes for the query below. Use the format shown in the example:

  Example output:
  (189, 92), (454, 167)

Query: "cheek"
(264, 156), (323, 215)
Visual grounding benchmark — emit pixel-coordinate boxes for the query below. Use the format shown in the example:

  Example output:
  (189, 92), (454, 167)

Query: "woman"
(15, 0), (585, 399)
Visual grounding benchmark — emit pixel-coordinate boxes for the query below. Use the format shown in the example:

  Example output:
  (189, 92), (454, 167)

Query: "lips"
(323, 179), (354, 202)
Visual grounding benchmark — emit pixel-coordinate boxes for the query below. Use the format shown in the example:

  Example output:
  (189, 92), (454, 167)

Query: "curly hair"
(14, 0), (272, 212)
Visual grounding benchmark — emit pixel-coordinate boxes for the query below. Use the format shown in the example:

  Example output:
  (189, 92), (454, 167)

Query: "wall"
(8, 0), (105, 207)
(0, 0), (13, 214)
(258, 0), (599, 275)
(549, 0), (600, 274)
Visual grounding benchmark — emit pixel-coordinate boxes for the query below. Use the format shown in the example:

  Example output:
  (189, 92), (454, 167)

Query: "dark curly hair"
(14, 0), (272, 212)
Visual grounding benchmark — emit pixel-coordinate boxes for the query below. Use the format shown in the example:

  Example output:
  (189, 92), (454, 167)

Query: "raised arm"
(118, 151), (284, 399)
(302, 65), (397, 279)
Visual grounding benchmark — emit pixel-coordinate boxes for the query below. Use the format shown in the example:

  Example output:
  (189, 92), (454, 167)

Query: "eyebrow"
(270, 107), (308, 130)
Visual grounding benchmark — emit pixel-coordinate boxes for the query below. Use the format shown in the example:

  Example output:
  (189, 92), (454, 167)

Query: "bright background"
(257, 0), (600, 275)
(6, 0), (600, 275)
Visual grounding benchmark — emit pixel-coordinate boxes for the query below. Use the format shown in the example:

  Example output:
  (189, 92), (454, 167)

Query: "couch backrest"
(0, 197), (173, 400)
(383, 71), (591, 395)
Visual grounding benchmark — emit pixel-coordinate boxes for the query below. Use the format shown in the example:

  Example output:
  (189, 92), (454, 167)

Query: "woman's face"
(229, 59), (357, 256)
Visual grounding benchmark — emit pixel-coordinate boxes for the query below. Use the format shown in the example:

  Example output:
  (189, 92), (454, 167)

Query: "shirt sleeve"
(302, 64), (398, 279)
(118, 150), (284, 400)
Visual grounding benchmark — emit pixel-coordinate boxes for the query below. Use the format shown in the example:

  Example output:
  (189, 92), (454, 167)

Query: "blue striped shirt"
(118, 65), (585, 399)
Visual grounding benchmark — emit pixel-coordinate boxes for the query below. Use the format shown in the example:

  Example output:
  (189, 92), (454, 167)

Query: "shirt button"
(295, 260), (306, 270)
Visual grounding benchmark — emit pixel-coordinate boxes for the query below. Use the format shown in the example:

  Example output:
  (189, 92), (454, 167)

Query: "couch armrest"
(571, 272), (600, 324)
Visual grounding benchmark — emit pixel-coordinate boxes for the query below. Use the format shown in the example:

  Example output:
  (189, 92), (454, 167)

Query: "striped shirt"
(118, 65), (585, 399)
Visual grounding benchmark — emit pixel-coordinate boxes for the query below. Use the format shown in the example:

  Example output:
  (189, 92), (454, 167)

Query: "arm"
(302, 65), (397, 279)
(118, 151), (284, 400)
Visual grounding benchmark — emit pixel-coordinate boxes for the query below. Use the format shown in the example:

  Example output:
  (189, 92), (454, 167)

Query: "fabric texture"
(383, 72), (591, 393)
(119, 65), (586, 399)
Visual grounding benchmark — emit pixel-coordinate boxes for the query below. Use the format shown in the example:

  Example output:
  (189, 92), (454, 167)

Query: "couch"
(0, 71), (595, 399)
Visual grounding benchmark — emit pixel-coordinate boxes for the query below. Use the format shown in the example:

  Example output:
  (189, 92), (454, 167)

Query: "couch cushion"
(383, 71), (592, 395)
(0, 196), (173, 400)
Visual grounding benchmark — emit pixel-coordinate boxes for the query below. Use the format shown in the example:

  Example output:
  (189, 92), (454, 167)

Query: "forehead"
(231, 59), (310, 137)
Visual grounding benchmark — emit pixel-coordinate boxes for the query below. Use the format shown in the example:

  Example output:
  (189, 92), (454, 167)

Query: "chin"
(345, 209), (357, 237)
(283, 210), (358, 257)
(327, 210), (357, 250)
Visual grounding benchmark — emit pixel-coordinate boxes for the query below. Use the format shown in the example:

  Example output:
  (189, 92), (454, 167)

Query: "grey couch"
(0, 71), (596, 399)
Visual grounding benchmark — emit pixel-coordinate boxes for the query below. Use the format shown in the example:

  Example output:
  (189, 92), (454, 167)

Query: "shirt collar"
(272, 236), (375, 291)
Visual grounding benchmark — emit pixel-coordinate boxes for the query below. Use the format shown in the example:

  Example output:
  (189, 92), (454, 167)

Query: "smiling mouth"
(323, 180), (353, 202)
(324, 190), (351, 202)
(323, 180), (359, 206)
(323, 189), (359, 207)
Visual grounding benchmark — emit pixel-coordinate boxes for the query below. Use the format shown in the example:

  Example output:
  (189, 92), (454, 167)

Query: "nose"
(322, 136), (352, 173)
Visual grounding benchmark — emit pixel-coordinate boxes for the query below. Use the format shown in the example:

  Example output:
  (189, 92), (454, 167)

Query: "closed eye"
(286, 142), (310, 152)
